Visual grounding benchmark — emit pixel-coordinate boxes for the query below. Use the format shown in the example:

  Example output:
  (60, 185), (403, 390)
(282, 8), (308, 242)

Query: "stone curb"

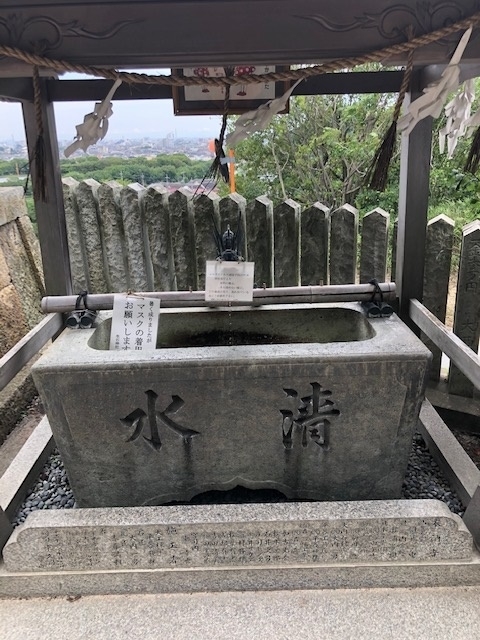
(0, 417), (54, 525)
(419, 400), (480, 507)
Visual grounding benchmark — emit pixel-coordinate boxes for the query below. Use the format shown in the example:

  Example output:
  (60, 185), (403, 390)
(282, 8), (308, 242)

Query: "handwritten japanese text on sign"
(110, 295), (160, 351)
(183, 66), (276, 103)
(205, 261), (254, 303)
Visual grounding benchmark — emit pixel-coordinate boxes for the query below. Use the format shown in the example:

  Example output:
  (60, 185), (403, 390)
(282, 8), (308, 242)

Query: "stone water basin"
(32, 303), (431, 507)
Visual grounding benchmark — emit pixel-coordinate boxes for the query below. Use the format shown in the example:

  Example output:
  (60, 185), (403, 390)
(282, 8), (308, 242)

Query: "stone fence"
(0, 187), (45, 442)
(63, 178), (480, 401)
(64, 178), (394, 293)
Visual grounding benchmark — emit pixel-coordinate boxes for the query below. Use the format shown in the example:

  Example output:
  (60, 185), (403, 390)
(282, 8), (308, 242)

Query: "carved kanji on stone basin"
(32, 303), (431, 506)
(121, 390), (200, 451)
(280, 382), (340, 450)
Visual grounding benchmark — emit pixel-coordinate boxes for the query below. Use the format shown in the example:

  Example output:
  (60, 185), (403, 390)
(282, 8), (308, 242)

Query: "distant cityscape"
(0, 136), (213, 161)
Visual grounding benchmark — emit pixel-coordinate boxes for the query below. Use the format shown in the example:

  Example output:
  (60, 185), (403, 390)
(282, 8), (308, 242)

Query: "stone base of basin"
(1, 500), (479, 598)
(32, 303), (431, 507)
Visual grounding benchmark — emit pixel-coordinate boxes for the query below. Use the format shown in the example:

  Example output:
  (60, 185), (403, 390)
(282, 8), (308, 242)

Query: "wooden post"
(396, 70), (433, 326)
(22, 78), (72, 296)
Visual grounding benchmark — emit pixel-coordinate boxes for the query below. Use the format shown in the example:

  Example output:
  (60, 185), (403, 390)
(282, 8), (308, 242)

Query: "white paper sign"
(109, 294), (160, 351)
(205, 261), (254, 303)
(183, 66), (276, 103)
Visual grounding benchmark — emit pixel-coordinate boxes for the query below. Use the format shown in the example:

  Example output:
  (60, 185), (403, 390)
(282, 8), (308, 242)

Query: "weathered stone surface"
(219, 193), (247, 260)
(169, 188), (197, 291)
(98, 181), (128, 292)
(301, 202), (329, 286)
(3, 500), (471, 572)
(391, 218), (398, 282)
(0, 360), (37, 445)
(464, 485), (480, 552)
(62, 177), (88, 293)
(15, 216), (45, 295)
(0, 242), (11, 290)
(273, 199), (300, 287)
(33, 303), (430, 507)
(359, 208), (389, 284)
(0, 414), (54, 515)
(246, 195), (273, 288)
(0, 285), (29, 357)
(6, 584), (480, 632)
(120, 183), (149, 291)
(193, 192), (220, 289)
(0, 507), (12, 552)
(3, 557), (480, 599)
(76, 179), (109, 293)
(422, 215), (455, 381)
(0, 190), (45, 440)
(0, 187), (25, 227)
(330, 204), (358, 285)
(0, 219), (43, 327)
(449, 221), (480, 397)
(144, 184), (176, 291)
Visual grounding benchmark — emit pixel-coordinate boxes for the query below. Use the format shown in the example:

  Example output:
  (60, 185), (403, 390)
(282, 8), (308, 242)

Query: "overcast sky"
(0, 100), (221, 142)
(0, 71), (222, 143)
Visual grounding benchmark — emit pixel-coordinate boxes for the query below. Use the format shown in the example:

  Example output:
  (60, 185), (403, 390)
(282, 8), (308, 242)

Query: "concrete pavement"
(1, 586), (480, 640)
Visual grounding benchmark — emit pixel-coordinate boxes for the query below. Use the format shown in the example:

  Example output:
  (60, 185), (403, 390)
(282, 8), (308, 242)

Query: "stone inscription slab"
(3, 501), (472, 573)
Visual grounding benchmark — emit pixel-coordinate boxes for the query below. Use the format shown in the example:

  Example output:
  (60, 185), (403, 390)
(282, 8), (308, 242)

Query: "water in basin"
(89, 306), (375, 350)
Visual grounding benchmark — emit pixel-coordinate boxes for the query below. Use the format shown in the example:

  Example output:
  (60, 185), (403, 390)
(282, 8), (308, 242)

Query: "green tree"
(233, 93), (397, 210)
(231, 80), (480, 224)
(55, 155), (210, 185)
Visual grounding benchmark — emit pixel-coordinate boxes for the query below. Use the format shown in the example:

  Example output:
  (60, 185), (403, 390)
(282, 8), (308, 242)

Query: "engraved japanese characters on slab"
(3, 502), (472, 573)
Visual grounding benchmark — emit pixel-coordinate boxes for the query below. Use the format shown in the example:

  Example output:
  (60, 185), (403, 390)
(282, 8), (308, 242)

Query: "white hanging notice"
(205, 261), (255, 303)
(109, 294), (160, 351)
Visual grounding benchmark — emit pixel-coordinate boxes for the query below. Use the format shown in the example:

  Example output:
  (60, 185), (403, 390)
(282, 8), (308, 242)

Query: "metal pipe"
(41, 283), (396, 313)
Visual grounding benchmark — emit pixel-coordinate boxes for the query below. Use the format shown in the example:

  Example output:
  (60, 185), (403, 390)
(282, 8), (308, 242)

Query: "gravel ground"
(402, 432), (464, 514)
(12, 451), (76, 527)
(453, 430), (480, 470)
(11, 430), (467, 527)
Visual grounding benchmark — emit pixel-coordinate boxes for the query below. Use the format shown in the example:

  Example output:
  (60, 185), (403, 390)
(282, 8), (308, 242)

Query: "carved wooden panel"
(0, 1), (479, 72)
